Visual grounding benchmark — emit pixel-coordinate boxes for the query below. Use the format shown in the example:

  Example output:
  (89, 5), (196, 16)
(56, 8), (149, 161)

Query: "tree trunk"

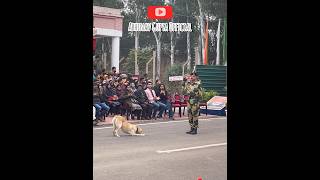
(134, 31), (139, 75)
(134, 7), (140, 75)
(156, 42), (161, 80)
(216, 18), (221, 65)
(170, 32), (174, 66)
(223, 18), (227, 65)
(197, 0), (205, 65)
(186, 2), (191, 70)
(153, 31), (162, 80)
(195, 47), (199, 67)
(197, 27), (202, 65)
(187, 31), (191, 70)
(102, 38), (107, 70)
(170, 0), (176, 66)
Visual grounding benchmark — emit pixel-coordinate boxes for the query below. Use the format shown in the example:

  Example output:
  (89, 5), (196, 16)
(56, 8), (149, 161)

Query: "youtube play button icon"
(155, 8), (166, 17)
(147, 6), (172, 20)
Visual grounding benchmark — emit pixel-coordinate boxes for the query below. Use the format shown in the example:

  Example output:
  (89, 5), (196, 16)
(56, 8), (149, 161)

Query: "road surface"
(93, 117), (227, 180)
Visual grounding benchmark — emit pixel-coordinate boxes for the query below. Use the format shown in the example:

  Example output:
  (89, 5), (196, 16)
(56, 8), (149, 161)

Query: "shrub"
(202, 89), (219, 102)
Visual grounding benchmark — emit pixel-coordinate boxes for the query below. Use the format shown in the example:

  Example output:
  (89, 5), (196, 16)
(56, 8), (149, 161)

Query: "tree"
(169, 0), (176, 66)
(94, 0), (227, 79)
(122, 48), (153, 75)
(125, 0), (146, 75)
(121, 0), (155, 68)
(148, 0), (167, 80)
(202, 0), (227, 65)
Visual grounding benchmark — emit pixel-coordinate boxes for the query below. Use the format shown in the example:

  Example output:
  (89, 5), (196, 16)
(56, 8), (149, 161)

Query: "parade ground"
(93, 117), (227, 180)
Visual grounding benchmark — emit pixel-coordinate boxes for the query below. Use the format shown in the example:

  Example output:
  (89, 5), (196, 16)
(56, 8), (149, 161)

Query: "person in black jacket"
(102, 82), (121, 115)
(153, 79), (161, 95)
(134, 84), (153, 120)
(156, 84), (174, 120)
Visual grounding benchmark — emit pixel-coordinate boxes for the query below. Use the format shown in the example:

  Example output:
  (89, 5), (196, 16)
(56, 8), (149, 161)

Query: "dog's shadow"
(113, 134), (146, 137)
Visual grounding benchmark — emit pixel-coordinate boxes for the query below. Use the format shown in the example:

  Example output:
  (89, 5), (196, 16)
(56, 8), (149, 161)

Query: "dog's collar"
(136, 127), (139, 134)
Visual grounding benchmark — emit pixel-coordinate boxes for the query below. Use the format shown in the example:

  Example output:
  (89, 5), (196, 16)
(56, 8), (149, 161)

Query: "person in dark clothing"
(117, 79), (128, 98)
(156, 84), (174, 120)
(112, 66), (117, 74)
(93, 85), (110, 122)
(139, 77), (147, 90)
(134, 79), (139, 89)
(103, 82), (121, 115)
(118, 86), (142, 120)
(134, 84), (153, 120)
(153, 79), (162, 95)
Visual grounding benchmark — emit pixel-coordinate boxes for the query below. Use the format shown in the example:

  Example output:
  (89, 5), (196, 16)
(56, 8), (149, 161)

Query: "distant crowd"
(93, 67), (174, 125)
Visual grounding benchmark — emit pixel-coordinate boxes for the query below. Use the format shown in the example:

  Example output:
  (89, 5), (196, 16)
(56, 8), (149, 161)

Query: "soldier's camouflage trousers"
(187, 101), (199, 128)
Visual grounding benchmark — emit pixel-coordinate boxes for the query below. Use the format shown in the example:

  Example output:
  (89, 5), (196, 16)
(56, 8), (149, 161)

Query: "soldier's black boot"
(186, 127), (193, 134)
(190, 120), (198, 134)
(190, 128), (197, 135)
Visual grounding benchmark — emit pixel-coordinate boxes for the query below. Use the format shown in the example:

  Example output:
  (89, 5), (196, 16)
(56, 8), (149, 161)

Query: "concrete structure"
(93, 6), (123, 72)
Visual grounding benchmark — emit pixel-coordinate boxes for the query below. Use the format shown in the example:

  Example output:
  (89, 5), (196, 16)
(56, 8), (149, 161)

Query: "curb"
(94, 115), (224, 127)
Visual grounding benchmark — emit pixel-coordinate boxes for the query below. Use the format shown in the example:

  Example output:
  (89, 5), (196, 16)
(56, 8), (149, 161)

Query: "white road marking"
(93, 117), (226, 130)
(156, 143), (227, 154)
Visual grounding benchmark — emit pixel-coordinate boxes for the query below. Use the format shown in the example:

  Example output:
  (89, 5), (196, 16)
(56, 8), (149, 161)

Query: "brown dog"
(112, 115), (145, 137)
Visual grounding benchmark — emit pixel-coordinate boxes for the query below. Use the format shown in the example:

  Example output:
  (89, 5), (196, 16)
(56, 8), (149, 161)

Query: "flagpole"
(204, 17), (209, 65)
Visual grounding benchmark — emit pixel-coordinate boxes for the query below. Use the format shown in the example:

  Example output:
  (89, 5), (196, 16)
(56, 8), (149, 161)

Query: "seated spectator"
(117, 78), (128, 97)
(134, 84), (153, 120)
(154, 79), (161, 94)
(96, 75), (104, 86)
(104, 82), (121, 114)
(156, 84), (174, 120)
(93, 68), (97, 76)
(134, 79), (139, 87)
(93, 85), (110, 122)
(139, 77), (147, 90)
(119, 74), (128, 81)
(116, 78), (130, 115)
(93, 106), (96, 120)
(118, 85), (142, 120)
(102, 74), (108, 84)
(93, 67), (97, 82)
(144, 81), (166, 119)
(106, 73), (113, 82)
(129, 81), (137, 93)
(105, 80), (117, 96)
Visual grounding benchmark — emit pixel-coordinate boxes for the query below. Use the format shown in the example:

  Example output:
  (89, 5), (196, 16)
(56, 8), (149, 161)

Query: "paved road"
(93, 117), (227, 180)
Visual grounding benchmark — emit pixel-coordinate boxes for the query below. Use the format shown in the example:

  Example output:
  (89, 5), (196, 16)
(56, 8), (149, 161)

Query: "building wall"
(94, 16), (122, 31)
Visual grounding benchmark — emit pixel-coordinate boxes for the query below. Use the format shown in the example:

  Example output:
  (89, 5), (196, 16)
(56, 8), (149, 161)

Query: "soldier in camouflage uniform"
(182, 72), (203, 135)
